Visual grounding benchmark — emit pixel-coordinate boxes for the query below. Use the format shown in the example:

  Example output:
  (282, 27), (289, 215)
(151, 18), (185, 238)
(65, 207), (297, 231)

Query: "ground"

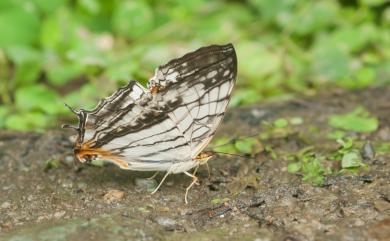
(1, 87), (389, 241)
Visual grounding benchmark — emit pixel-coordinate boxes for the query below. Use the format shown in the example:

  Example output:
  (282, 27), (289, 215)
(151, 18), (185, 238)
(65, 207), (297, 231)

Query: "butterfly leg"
(151, 171), (170, 195)
(205, 162), (211, 179)
(183, 170), (200, 204)
(146, 171), (159, 180)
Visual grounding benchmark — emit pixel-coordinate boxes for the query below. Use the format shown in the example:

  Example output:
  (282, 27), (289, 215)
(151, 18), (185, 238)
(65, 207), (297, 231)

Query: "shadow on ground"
(1, 87), (389, 241)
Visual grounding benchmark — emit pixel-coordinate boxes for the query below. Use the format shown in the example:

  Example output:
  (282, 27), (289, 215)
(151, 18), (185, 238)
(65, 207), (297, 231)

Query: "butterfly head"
(73, 144), (130, 169)
(77, 153), (98, 164)
(72, 141), (103, 164)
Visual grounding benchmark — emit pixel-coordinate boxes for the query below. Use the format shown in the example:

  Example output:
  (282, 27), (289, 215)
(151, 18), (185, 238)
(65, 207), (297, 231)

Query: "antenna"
(212, 151), (255, 159)
(210, 133), (261, 149)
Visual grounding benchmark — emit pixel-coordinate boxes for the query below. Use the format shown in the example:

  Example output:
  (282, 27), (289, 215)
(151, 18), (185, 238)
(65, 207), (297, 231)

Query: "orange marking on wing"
(150, 85), (159, 94)
(76, 142), (129, 169)
(149, 84), (165, 94)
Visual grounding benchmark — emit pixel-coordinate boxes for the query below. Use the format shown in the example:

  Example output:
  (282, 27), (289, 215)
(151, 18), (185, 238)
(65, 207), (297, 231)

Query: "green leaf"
(0, 8), (40, 47)
(111, 1), (154, 39)
(329, 24), (377, 53)
(328, 107), (379, 133)
(375, 143), (390, 154)
(78, 0), (101, 14)
(5, 46), (42, 87)
(341, 149), (363, 168)
(287, 162), (301, 173)
(289, 116), (304, 125)
(40, 15), (62, 49)
(274, 118), (289, 128)
(91, 159), (105, 167)
(15, 85), (64, 115)
(44, 159), (60, 171)
(63, 83), (103, 111)
(5, 112), (48, 131)
(361, 0), (387, 6)
(336, 137), (355, 151)
(32, 0), (66, 13)
(301, 156), (327, 186)
(327, 130), (346, 140)
(212, 137), (236, 154)
(229, 89), (262, 107)
(237, 42), (281, 82)
(287, 1), (338, 35)
(312, 44), (351, 82)
(234, 137), (261, 154)
(0, 106), (9, 128)
(249, 0), (296, 25)
(46, 62), (84, 86)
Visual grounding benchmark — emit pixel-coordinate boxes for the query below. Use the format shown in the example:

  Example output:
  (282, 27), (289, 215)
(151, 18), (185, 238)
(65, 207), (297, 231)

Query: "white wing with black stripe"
(63, 43), (237, 173)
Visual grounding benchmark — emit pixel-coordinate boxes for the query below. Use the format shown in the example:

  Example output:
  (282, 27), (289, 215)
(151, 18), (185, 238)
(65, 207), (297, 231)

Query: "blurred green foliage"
(0, 0), (389, 130)
(328, 106), (379, 133)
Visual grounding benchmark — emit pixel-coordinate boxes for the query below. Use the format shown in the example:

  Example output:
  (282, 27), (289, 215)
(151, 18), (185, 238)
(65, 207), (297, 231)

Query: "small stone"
(362, 141), (375, 160)
(77, 182), (87, 190)
(122, 211), (130, 217)
(353, 218), (365, 226)
(374, 200), (390, 212)
(0, 221), (12, 230)
(103, 189), (124, 203)
(37, 215), (49, 222)
(63, 156), (75, 166)
(61, 181), (73, 188)
(377, 127), (390, 141)
(75, 182), (87, 193)
(53, 211), (66, 219)
(155, 216), (176, 231)
(157, 207), (170, 212)
(1, 202), (11, 209)
(135, 178), (157, 192)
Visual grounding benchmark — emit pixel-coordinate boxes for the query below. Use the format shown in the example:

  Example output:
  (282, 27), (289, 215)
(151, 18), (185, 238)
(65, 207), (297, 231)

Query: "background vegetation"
(0, 0), (389, 131)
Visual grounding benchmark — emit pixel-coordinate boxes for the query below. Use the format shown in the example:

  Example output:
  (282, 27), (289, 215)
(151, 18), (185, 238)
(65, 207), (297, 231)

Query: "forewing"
(148, 44), (237, 158)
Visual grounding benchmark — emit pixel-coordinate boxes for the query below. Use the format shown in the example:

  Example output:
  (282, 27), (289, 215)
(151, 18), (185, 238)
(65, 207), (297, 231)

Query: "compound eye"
(83, 154), (95, 163)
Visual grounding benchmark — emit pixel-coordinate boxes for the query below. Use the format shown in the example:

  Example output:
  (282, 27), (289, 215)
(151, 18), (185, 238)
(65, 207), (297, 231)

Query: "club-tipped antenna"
(212, 151), (254, 159)
(210, 133), (260, 149)
(63, 103), (83, 135)
(64, 103), (80, 115)
(62, 124), (79, 130)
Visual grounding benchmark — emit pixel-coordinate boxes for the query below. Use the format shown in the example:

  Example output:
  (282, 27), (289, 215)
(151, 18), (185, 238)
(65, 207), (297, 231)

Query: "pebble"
(362, 141), (375, 160)
(63, 156), (74, 166)
(135, 178), (157, 192)
(377, 127), (390, 141)
(1, 201), (11, 209)
(53, 211), (66, 219)
(352, 218), (365, 226)
(155, 216), (176, 231)
(374, 200), (390, 212)
(103, 189), (125, 203)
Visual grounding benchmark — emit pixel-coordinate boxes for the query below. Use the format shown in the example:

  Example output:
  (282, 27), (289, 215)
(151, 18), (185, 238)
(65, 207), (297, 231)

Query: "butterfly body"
(64, 44), (237, 202)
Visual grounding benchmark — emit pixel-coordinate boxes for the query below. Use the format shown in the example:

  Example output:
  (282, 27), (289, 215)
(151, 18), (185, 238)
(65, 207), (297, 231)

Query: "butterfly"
(63, 43), (237, 203)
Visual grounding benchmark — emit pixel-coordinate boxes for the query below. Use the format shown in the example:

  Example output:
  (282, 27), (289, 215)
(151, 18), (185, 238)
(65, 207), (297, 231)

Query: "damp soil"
(1, 87), (389, 241)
